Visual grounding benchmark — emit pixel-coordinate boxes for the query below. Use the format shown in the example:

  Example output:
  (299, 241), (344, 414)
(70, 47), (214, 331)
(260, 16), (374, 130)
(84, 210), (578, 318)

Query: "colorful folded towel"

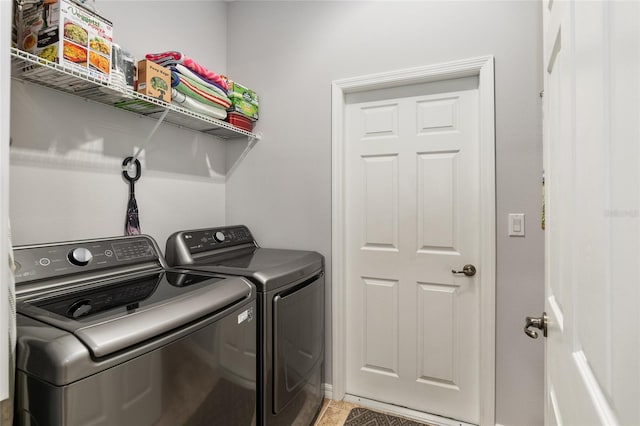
(146, 51), (228, 91)
(171, 71), (231, 110)
(172, 64), (227, 97)
(146, 51), (182, 64)
(172, 88), (227, 120)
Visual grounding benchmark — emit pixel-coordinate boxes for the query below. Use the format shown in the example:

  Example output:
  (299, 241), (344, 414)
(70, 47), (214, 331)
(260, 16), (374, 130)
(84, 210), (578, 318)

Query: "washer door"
(272, 273), (324, 414)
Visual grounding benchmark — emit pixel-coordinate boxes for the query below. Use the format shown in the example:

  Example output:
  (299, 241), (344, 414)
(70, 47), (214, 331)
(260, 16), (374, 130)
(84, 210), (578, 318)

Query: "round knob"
(214, 231), (226, 243)
(68, 247), (93, 266)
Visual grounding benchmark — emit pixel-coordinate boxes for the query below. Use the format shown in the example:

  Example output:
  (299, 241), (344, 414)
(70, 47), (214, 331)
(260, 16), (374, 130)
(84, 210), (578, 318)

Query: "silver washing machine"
(14, 235), (257, 426)
(165, 225), (325, 426)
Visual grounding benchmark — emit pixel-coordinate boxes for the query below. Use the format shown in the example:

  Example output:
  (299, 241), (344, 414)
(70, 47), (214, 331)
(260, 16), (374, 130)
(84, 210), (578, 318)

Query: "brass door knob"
(524, 312), (548, 339)
(451, 264), (476, 277)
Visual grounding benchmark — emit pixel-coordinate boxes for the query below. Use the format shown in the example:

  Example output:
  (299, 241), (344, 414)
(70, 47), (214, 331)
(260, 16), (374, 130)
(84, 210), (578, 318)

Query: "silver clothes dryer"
(166, 225), (325, 426)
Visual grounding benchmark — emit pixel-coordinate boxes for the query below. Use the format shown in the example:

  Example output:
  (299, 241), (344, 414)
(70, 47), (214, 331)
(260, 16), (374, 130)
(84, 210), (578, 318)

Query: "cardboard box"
(136, 60), (171, 103)
(227, 80), (259, 121)
(14, 0), (113, 83)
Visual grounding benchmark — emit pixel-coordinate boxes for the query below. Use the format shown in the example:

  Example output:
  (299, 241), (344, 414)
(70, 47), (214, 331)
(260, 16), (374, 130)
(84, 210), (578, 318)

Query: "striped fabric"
(145, 51), (228, 91)
(172, 64), (227, 97)
(171, 88), (228, 120)
(171, 71), (231, 110)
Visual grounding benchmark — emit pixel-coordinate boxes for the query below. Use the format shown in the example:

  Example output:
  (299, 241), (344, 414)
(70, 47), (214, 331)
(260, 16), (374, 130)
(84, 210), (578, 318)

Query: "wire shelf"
(10, 47), (260, 140)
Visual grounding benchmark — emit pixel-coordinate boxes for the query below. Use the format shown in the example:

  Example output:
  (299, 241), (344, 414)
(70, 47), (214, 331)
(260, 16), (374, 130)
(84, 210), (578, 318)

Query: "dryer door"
(272, 273), (324, 413)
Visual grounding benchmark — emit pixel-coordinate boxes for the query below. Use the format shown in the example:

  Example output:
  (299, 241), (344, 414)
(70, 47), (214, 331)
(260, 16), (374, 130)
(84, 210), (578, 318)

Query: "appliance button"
(68, 248), (93, 266)
(39, 258), (51, 266)
(104, 250), (113, 257)
(214, 231), (226, 243)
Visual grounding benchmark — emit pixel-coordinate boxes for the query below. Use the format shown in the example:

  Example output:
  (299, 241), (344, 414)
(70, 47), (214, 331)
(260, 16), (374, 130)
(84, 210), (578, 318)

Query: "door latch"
(524, 312), (548, 339)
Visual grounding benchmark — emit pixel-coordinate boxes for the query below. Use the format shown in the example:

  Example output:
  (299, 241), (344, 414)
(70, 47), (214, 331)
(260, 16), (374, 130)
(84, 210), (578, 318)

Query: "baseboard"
(322, 383), (333, 399)
(342, 394), (475, 426)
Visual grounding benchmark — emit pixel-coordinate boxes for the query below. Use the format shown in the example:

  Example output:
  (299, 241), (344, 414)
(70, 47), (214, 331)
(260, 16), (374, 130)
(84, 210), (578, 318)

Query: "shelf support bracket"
(226, 132), (262, 180)
(131, 108), (170, 161)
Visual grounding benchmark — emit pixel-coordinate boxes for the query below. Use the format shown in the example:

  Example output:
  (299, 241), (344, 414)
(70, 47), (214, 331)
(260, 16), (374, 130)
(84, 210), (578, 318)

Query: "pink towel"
(145, 51), (228, 91)
(145, 51), (182, 63)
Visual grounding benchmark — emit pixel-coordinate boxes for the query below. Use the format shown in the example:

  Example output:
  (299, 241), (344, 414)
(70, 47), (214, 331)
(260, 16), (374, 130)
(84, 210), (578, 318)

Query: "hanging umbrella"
(122, 156), (141, 235)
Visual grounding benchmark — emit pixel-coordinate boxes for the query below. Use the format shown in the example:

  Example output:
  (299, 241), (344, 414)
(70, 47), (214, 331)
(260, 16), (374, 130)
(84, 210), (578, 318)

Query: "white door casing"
(542, 1), (640, 425)
(1, 0), (13, 402)
(332, 57), (495, 425)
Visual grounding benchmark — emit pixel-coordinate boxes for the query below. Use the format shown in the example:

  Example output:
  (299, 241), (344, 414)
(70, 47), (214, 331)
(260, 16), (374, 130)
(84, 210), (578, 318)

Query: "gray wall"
(225, 2), (544, 425)
(10, 1), (229, 247)
(7, 1), (544, 424)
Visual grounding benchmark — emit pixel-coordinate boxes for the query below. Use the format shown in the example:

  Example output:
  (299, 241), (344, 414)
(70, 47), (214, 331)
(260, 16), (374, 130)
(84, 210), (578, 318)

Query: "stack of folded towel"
(145, 51), (230, 120)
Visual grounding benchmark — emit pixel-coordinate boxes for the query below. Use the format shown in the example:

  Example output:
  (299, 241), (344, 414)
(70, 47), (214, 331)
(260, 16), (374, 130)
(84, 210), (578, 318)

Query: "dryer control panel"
(179, 225), (255, 255)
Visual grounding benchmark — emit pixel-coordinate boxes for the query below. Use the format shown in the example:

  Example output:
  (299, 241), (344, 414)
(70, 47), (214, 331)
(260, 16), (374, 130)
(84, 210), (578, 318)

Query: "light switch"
(509, 213), (525, 237)
(513, 218), (522, 232)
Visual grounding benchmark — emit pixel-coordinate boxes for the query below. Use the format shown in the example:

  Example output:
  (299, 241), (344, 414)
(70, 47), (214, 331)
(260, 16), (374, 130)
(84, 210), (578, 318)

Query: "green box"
(227, 80), (259, 121)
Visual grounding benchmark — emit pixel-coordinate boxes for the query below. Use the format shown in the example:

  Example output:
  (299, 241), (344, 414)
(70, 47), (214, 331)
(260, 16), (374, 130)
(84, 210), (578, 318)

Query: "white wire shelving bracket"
(10, 47), (262, 142)
(131, 108), (169, 162)
(226, 132), (262, 180)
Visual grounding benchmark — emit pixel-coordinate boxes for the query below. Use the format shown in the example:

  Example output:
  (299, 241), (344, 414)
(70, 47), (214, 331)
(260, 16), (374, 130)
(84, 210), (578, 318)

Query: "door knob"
(524, 312), (548, 339)
(451, 264), (476, 277)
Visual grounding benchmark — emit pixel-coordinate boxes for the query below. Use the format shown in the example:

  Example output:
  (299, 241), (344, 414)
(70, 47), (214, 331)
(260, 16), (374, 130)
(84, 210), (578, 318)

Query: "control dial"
(214, 231), (226, 243)
(68, 247), (93, 266)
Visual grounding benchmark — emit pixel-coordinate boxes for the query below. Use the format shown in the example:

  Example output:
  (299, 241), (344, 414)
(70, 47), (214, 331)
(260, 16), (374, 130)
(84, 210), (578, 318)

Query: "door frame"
(331, 56), (496, 425)
(0, 0), (13, 402)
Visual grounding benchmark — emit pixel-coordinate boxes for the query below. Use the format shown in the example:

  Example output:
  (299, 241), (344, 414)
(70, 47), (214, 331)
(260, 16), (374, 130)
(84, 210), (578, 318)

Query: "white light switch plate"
(508, 213), (525, 237)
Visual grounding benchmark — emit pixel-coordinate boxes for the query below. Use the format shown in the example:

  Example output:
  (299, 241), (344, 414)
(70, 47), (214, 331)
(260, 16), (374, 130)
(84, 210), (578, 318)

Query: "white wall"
(10, 1), (229, 247)
(225, 2), (544, 425)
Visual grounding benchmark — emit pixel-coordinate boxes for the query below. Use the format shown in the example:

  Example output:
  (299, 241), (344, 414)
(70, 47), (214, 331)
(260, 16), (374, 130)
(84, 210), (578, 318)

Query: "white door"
(541, 1), (640, 425)
(344, 80), (481, 423)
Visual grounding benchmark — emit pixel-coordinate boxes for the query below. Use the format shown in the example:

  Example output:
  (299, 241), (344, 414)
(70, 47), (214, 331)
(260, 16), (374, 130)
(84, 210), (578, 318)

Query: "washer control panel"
(13, 237), (158, 284)
(181, 226), (253, 254)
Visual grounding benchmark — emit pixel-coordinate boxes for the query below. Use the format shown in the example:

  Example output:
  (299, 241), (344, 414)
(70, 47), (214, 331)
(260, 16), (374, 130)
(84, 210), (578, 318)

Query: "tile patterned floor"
(314, 399), (361, 426)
